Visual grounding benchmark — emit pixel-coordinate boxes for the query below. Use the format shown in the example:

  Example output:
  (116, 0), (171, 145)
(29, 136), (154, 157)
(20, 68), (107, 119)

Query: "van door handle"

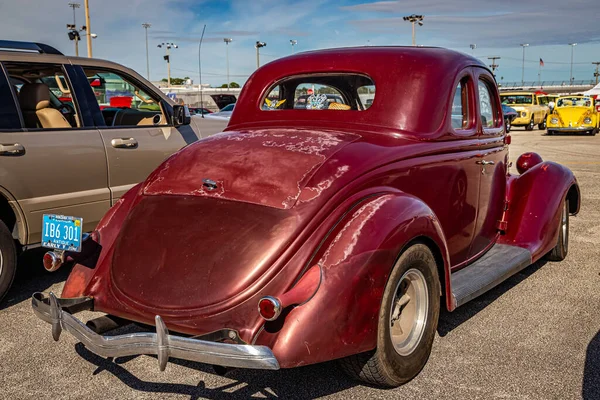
(476, 160), (495, 165)
(0, 143), (25, 156)
(111, 138), (138, 149)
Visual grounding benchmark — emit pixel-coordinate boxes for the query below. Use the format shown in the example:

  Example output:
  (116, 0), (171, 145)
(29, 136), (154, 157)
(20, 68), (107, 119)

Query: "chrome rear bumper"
(31, 292), (279, 371)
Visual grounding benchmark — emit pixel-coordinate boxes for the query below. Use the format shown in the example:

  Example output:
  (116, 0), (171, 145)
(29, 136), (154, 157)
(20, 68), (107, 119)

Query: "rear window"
(262, 74), (375, 111)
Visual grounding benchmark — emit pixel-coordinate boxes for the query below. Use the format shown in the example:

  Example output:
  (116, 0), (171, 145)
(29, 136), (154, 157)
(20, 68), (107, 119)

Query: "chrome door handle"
(111, 138), (138, 149)
(0, 143), (25, 156)
(476, 160), (495, 165)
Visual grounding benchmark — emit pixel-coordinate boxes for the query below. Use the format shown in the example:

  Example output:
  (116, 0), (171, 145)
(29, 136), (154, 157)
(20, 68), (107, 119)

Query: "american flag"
(540, 58), (545, 67)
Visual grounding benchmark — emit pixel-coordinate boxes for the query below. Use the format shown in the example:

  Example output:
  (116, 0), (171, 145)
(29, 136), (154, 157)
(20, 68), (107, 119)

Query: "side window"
(358, 84), (375, 109)
(0, 65), (22, 130)
(451, 78), (470, 130)
(82, 68), (168, 127)
(478, 79), (497, 129)
(4, 62), (81, 130)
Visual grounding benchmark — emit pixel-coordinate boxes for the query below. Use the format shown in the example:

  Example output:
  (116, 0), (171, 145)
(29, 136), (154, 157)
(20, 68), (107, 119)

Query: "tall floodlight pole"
(142, 23), (151, 80)
(403, 15), (424, 46)
(569, 43), (577, 83)
(255, 41), (267, 69)
(158, 42), (178, 87)
(198, 24), (206, 116)
(520, 43), (529, 86)
(593, 62), (600, 85)
(224, 38), (232, 89)
(470, 43), (476, 55)
(290, 39), (297, 54)
(68, 3), (81, 56)
(84, 0), (92, 57)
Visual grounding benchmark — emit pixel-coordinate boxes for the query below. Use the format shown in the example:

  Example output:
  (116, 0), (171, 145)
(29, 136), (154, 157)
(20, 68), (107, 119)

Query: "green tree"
(220, 82), (240, 88)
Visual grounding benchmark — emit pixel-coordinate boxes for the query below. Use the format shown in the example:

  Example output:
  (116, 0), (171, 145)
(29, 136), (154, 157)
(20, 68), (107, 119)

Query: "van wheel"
(0, 221), (17, 303)
(547, 199), (569, 261)
(526, 117), (535, 131)
(338, 244), (440, 387)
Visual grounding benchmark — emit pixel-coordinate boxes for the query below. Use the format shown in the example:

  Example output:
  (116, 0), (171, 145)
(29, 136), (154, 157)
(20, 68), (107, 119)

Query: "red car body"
(42, 47), (579, 373)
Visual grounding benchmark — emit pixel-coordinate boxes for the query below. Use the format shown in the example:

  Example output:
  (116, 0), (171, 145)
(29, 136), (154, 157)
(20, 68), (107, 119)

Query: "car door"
(80, 67), (190, 203)
(468, 70), (507, 258)
(0, 61), (110, 244)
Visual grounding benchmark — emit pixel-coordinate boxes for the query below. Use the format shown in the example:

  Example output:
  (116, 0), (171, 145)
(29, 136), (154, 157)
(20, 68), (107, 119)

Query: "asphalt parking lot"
(1, 128), (599, 400)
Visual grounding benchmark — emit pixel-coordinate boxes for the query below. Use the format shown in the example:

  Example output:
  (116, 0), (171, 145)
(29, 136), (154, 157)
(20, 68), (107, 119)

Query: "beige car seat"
(19, 83), (71, 129)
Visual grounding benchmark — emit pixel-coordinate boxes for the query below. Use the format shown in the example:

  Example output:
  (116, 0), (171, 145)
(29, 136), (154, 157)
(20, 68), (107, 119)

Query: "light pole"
(403, 14), (424, 46)
(569, 43), (577, 84)
(142, 23), (151, 80)
(224, 38), (232, 89)
(520, 43), (529, 86)
(290, 39), (297, 54)
(470, 43), (476, 55)
(84, 0), (92, 57)
(158, 42), (178, 87)
(255, 41), (266, 69)
(67, 3), (81, 56)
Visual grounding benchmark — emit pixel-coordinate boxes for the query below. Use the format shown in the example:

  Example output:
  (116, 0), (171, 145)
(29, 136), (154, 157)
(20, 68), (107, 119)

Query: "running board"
(451, 244), (532, 308)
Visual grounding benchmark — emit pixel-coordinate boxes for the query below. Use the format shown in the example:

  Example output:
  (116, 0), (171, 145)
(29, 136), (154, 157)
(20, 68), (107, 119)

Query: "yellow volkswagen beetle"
(547, 96), (600, 135)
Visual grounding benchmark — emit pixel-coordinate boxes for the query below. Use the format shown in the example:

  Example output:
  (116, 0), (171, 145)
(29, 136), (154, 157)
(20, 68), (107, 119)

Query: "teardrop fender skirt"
(31, 292), (280, 371)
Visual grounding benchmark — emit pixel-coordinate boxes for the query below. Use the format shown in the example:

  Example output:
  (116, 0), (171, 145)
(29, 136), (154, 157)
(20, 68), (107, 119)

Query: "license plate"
(42, 214), (83, 252)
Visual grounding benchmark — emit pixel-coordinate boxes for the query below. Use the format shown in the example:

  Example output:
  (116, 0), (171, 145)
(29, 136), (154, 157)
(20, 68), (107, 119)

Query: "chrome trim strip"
(32, 292), (280, 371)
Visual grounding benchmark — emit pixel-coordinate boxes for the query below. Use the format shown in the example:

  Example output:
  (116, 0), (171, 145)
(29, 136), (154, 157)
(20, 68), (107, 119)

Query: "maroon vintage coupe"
(32, 47), (579, 387)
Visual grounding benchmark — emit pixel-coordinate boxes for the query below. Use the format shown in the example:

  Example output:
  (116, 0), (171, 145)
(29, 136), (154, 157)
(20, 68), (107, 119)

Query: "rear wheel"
(505, 118), (512, 133)
(0, 221), (17, 303)
(339, 244), (440, 387)
(525, 117), (535, 131)
(547, 199), (569, 261)
(538, 117), (547, 130)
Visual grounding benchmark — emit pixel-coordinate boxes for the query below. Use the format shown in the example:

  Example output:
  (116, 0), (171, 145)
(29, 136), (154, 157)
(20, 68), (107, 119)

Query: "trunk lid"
(111, 195), (299, 310)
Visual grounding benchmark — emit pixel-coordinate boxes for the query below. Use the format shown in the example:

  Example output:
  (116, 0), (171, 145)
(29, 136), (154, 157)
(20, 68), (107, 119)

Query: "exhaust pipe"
(86, 315), (129, 334)
(43, 251), (63, 272)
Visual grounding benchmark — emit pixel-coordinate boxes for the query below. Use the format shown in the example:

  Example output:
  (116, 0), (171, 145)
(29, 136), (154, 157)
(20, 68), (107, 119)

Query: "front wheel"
(525, 117), (535, 131)
(0, 220), (17, 303)
(547, 199), (569, 261)
(339, 244), (440, 387)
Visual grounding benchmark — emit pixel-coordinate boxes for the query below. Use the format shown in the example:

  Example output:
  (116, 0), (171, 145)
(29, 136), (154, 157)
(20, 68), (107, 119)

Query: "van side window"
(0, 65), (21, 130)
(82, 68), (168, 127)
(4, 62), (81, 130)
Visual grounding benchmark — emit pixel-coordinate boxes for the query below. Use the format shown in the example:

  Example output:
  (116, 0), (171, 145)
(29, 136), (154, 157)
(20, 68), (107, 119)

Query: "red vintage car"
(32, 47), (580, 387)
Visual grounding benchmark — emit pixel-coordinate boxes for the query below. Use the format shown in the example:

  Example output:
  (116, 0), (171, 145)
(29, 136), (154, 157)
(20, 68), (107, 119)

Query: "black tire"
(339, 244), (440, 387)
(0, 220), (17, 303)
(525, 117), (535, 131)
(538, 117), (547, 130)
(547, 199), (569, 261)
(505, 118), (511, 133)
(547, 130), (554, 136)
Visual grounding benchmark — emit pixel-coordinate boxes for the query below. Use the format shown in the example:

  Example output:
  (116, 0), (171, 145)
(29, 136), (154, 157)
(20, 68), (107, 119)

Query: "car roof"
(230, 46), (489, 134)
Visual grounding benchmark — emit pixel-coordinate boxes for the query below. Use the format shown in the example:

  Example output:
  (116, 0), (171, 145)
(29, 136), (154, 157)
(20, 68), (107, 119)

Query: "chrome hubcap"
(0, 248), (3, 277)
(389, 268), (429, 356)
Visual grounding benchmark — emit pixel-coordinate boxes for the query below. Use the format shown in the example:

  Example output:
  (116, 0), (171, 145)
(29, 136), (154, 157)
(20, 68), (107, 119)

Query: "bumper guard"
(31, 292), (279, 371)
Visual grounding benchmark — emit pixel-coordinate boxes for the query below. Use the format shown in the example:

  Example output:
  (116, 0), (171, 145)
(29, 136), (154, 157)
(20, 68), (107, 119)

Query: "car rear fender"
(498, 159), (579, 261)
(61, 183), (143, 298)
(255, 192), (451, 368)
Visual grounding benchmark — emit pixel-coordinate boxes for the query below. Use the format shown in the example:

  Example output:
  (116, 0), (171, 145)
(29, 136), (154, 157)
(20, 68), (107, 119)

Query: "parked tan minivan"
(0, 41), (227, 300)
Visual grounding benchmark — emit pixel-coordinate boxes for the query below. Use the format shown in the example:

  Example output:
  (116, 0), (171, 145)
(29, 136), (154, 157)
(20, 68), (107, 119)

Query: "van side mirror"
(173, 105), (191, 127)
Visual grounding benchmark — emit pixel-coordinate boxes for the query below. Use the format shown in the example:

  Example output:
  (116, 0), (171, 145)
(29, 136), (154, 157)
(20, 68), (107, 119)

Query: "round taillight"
(258, 296), (282, 321)
(43, 252), (63, 272)
(516, 152), (543, 175)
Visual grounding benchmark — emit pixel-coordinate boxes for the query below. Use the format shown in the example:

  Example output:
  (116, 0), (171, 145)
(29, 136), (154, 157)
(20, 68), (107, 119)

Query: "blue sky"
(1, 0), (600, 86)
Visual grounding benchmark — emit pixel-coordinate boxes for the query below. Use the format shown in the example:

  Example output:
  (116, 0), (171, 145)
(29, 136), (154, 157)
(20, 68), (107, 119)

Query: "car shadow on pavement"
(0, 248), (70, 311)
(75, 343), (359, 399)
(437, 260), (546, 337)
(583, 330), (600, 399)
